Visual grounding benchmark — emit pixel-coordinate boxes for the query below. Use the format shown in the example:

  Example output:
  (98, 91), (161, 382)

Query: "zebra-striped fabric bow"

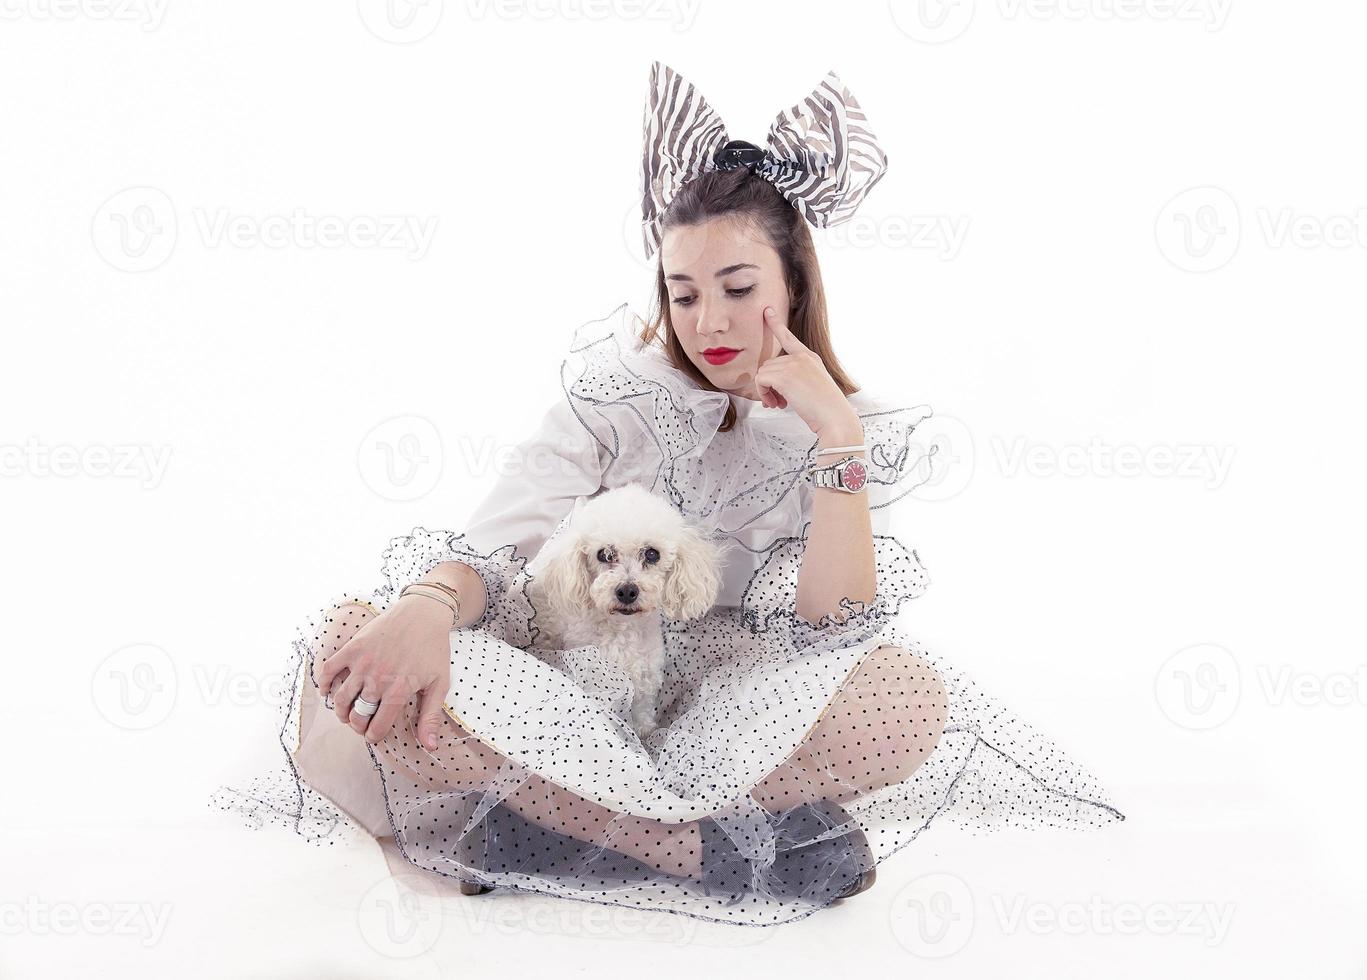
(639, 60), (890, 260)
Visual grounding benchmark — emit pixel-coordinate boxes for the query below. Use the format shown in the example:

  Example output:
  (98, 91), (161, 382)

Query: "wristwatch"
(808, 454), (868, 493)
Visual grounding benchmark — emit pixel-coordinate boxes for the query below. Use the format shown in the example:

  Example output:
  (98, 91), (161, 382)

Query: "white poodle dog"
(527, 483), (723, 742)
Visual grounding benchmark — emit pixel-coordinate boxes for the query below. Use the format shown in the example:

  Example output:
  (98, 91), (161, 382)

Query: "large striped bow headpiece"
(639, 60), (890, 260)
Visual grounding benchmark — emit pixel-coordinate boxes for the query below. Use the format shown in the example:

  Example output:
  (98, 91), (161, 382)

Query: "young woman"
(215, 62), (1124, 927)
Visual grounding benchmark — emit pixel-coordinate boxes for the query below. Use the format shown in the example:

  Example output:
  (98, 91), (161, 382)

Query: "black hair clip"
(713, 139), (767, 171)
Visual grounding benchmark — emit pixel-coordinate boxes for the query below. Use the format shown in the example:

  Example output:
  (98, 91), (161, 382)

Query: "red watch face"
(842, 459), (867, 491)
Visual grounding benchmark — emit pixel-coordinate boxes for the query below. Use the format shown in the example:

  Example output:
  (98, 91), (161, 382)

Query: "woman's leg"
(747, 644), (948, 813)
(314, 606), (943, 882)
(454, 642), (947, 877)
(313, 601), (705, 878)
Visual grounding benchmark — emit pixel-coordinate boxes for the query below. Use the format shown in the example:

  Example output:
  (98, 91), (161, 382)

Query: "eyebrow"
(664, 263), (759, 282)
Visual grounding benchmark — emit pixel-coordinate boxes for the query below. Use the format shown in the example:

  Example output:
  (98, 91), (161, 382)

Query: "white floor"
(3, 780), (1362, 978)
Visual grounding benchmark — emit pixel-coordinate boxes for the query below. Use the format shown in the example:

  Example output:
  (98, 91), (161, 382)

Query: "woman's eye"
(596, 548), (616, 564)
(670, 286), (754, 307)
(643, 547), (660, 564)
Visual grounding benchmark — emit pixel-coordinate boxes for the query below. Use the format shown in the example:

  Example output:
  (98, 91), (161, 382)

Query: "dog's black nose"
(615, 583), (639, 605)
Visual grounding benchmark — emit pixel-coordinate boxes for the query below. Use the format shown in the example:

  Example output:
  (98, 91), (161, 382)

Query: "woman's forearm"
(403, 560), (489, 629)
(795, 414), (877, 626)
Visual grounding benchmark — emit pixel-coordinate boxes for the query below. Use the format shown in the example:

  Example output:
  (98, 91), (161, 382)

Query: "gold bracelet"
(399, 583), (460, 628)
(420, 580), (463, 626)
(417, 579), (462, 610)
(402, 584), (458, 627)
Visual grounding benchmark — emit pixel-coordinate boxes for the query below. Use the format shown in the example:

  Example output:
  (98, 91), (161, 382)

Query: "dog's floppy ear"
(662, 525), (723, 621)
(535, 531), (593, 622)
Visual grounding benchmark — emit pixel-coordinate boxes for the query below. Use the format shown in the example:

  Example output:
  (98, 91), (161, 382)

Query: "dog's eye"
(596, 547), (616, 564)
(643, 547), (660, 564)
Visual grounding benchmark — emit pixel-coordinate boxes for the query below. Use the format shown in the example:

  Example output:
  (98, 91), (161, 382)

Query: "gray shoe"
(698, 798), (876, 907)
(454, 799), (663, 893)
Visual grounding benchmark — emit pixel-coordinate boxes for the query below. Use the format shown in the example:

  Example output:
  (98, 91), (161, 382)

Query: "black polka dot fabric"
(211, 305), (1126, 927)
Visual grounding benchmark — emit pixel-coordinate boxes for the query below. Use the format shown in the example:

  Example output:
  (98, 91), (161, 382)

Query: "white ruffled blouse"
(456, 305), (904, 610)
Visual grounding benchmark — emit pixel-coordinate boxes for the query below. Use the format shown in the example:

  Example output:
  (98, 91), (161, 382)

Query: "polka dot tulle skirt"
(210, 305), (1126, 927)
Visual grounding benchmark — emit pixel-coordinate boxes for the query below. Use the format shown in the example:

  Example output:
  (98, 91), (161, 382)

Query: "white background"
(2, 1), (1364, 976)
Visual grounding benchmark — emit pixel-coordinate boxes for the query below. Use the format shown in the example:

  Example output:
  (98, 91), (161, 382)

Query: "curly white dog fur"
(526, 483), (723, 743)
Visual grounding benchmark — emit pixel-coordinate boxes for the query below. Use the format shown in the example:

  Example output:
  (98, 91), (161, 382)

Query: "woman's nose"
(695, 301), (727, 339)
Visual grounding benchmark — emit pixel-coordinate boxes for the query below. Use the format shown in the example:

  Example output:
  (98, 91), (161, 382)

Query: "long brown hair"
(638, 167), (861, 433)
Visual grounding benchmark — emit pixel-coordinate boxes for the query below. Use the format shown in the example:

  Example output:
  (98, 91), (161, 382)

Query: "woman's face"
(661, 217), (791, 401)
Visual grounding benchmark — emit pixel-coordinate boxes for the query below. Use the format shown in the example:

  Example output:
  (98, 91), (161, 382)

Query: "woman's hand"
(754, 306), (863, 440)
(316, 593), (454, 750)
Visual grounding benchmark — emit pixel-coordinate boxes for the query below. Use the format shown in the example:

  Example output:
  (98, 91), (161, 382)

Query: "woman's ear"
(662, 526), (723, 620)
(535, 533), (593, 621)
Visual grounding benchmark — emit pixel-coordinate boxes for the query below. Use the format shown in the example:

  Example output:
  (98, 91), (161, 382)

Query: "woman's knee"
(855, 644), (948, 771)
(312, 599), (377, 659)
(862, 644), (947, 704)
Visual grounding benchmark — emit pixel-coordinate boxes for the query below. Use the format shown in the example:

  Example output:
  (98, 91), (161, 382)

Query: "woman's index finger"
(763, 305), (805, 353)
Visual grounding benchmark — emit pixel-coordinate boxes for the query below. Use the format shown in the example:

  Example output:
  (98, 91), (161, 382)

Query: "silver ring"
(353, 695), (380, 718)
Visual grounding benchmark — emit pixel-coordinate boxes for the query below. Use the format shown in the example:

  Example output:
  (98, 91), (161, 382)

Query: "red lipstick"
(703, 347), (740, 365)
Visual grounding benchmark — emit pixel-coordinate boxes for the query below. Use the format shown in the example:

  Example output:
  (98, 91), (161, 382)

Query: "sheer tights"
(312, 602), (947, 881)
